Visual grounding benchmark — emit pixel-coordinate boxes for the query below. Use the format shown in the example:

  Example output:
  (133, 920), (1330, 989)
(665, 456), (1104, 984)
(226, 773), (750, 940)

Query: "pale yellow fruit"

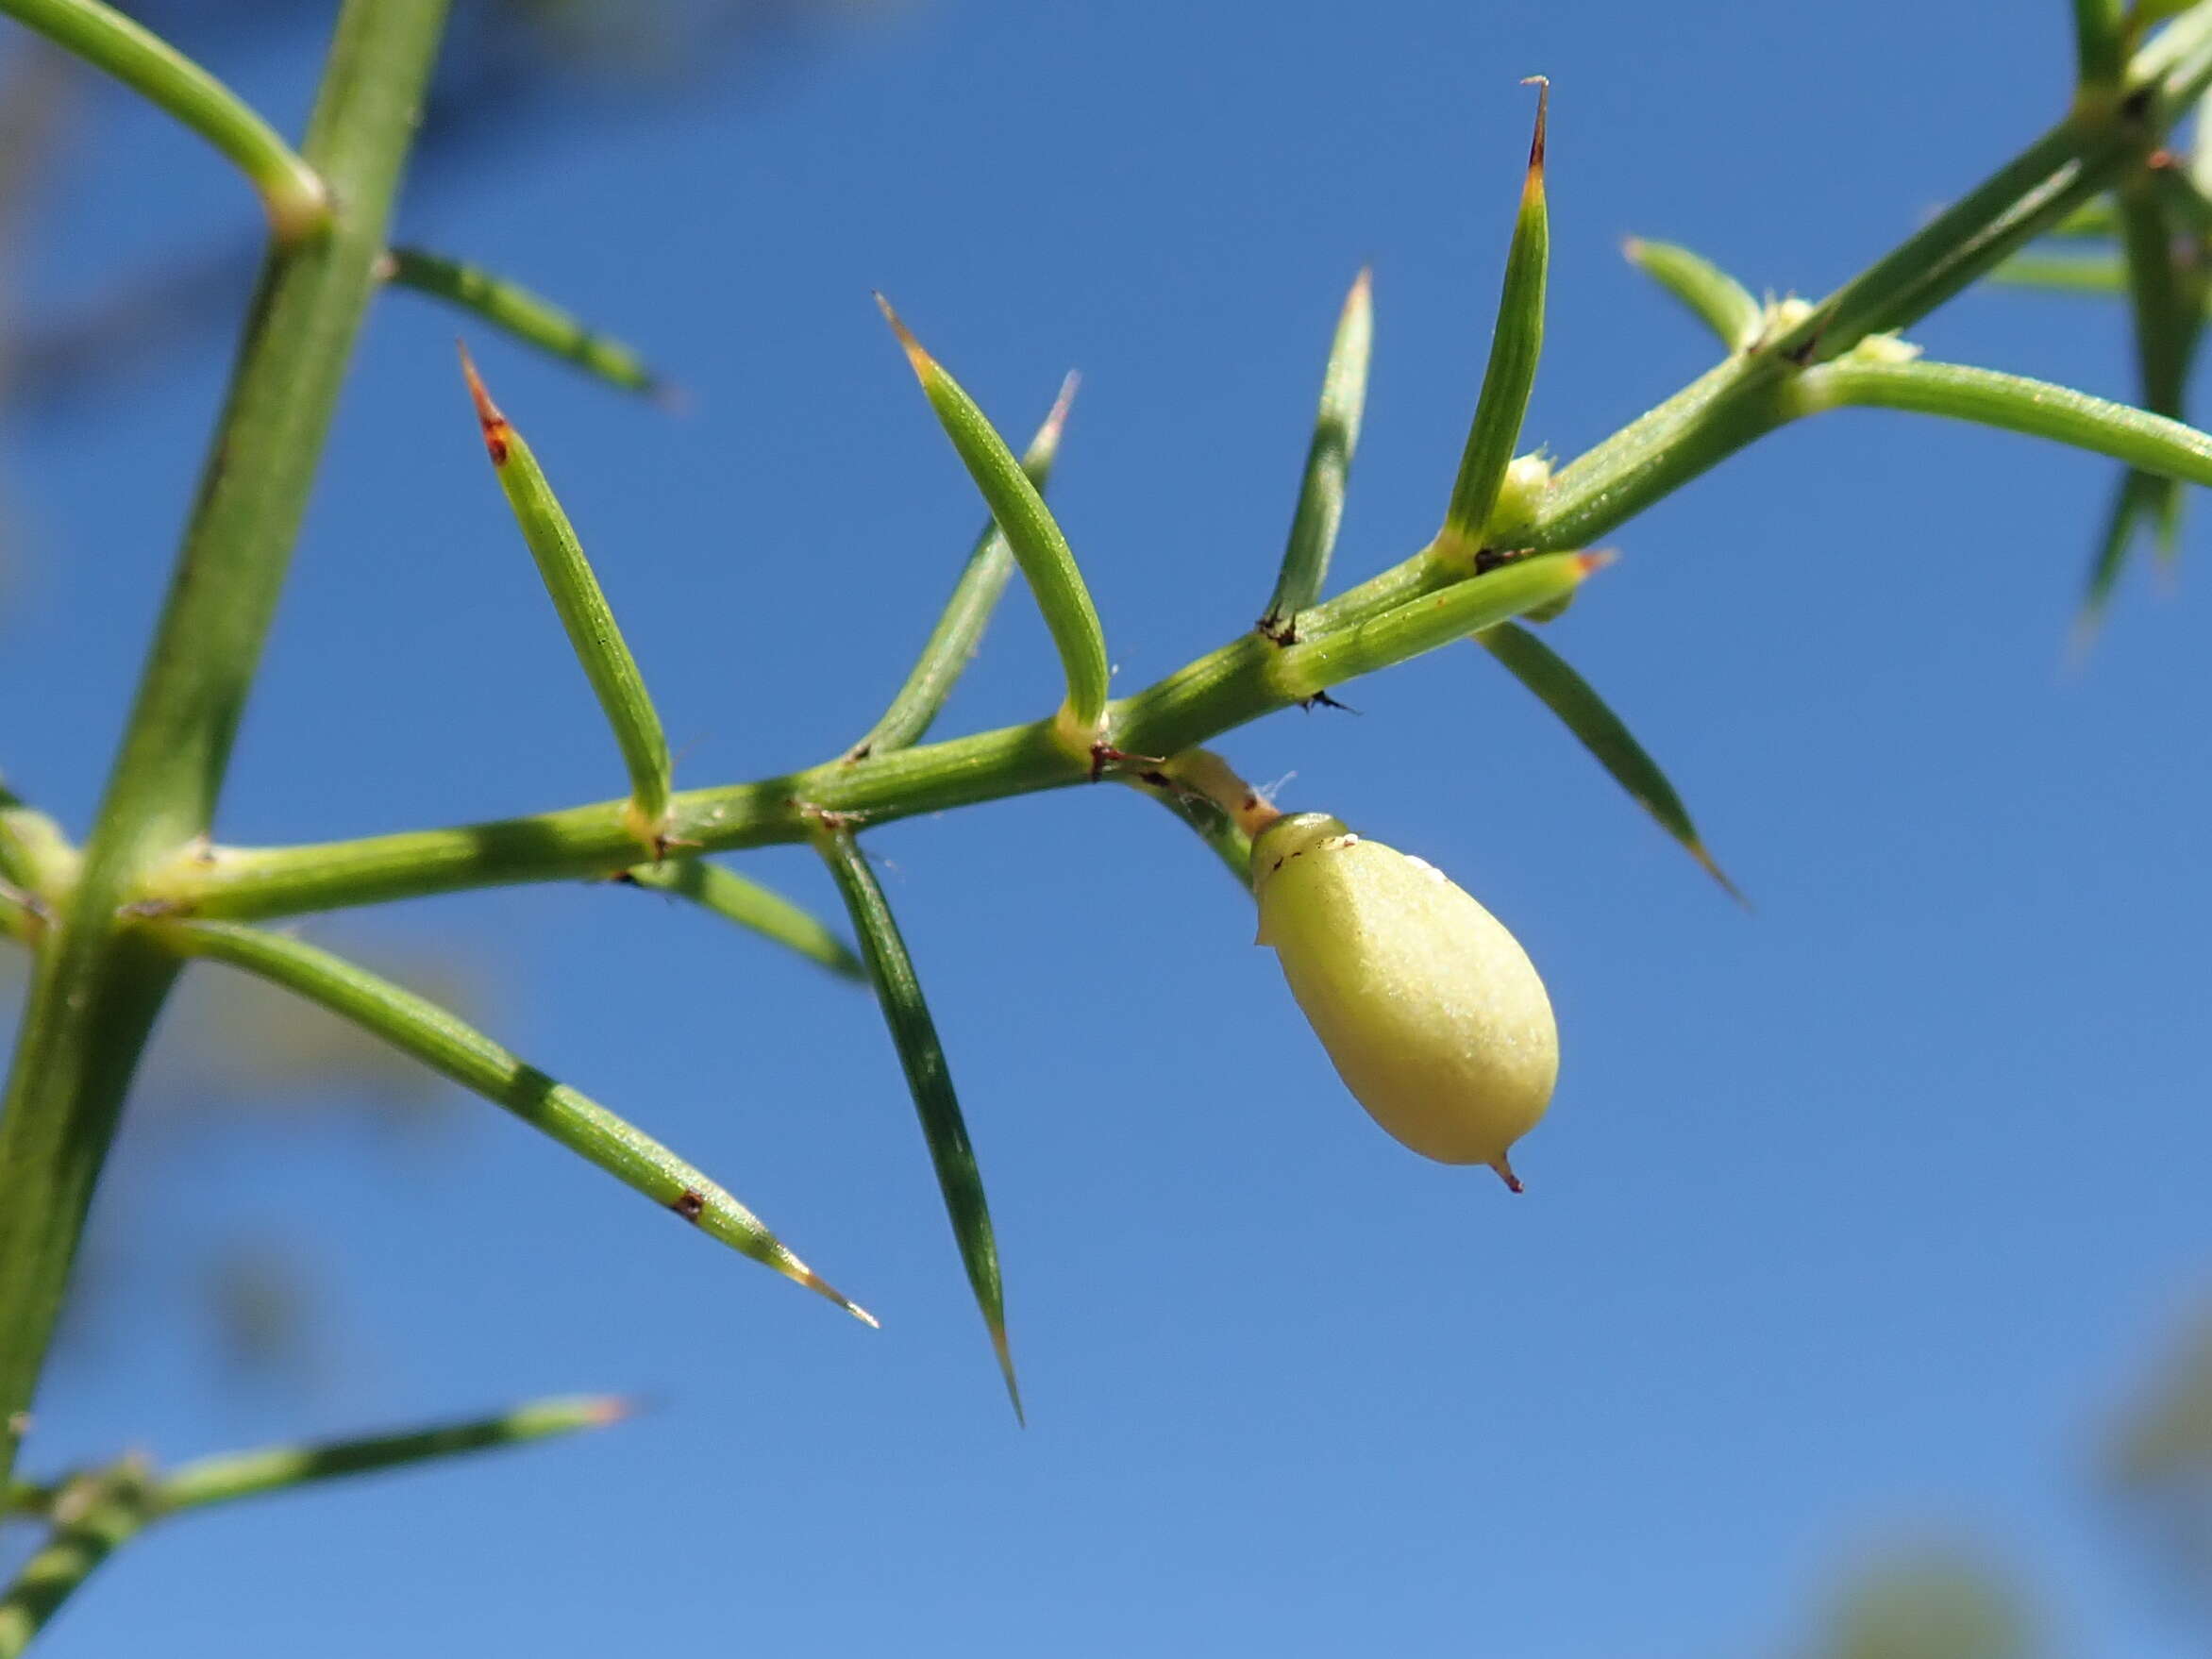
(1251, 813), (1558, 1188)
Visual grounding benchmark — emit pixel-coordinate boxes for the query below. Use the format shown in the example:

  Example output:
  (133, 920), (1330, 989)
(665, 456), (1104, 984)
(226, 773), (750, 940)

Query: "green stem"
(0, 1462), (152, 1658)
(158, 555), (1602, 921)
(0, 0), (327, 240)
(98, 14), (2212, 964)
(0, 0), (451, 1494)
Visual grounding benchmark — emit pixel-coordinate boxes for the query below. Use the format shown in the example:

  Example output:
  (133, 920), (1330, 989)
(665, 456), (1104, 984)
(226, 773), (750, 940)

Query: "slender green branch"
(813, 825), (1018, 1420)
(0, 1398), (622, 1649)
(1442, 79), (1550, 557)
(845, 375), (1079, 762)
(0, 1460), (152, 1658)
(385, 248), (663, 396)
(0, 0), (327, 240)
(156, 1395), (628, 1513)
(878, 296), (1112, 752)
(615, 858), (863, 982)
(1620, 236), (1762, 349)
(0, 0), (452, 1495)
(1258, 267), (1374, 640)
(157, 918), (874, 1324)
(460, 347), (674, 843)
(159, 554), (1606, 921)
(1793, 353), (2212, 483)
(109, 19), (2212, 953)
(2075, 0), (2129, 94)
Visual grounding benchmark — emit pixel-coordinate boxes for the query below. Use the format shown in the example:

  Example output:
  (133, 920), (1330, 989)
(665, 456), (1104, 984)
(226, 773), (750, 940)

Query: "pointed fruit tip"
(1492, 1157), (1526, 1194)
(1573, 549), (1618, 577)
(1523, 75), (1550, 175)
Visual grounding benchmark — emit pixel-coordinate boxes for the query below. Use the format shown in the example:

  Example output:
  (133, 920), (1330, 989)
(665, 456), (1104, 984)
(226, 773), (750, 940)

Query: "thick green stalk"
(0, 0), (451, 1493)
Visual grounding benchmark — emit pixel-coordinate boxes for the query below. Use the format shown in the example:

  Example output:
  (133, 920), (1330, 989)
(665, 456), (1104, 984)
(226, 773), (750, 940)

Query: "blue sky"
(4, 0), (2209, 1653)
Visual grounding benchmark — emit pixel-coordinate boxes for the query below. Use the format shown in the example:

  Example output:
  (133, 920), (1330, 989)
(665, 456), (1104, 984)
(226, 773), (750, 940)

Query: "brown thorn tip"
(455, 341), (511, 462)
(874, 292), (930, 373)
(1523, 75), (1550, 176)
(1492, 1157), (1525, 1194)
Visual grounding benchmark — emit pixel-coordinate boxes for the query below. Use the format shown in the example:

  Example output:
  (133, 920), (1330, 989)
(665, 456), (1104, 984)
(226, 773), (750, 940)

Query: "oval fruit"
(1251, 813), (1557, 1188)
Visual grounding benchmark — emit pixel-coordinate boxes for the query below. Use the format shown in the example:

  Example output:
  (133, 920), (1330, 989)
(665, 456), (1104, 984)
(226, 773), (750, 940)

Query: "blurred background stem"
(0, 0), (452, 1492)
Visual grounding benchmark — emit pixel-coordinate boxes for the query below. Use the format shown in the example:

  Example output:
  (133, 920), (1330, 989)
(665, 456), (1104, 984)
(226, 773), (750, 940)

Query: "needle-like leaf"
(878, 298), (1110, 752)
(460, 345), (674, 845)
(617, 858), (864, 982)
(156, 1395), (628, 1513)
(1258, 267), (1375, 641)
(2078, 465), (2170, 644)
(1476, 623), (1740, 899)
(846, 375), (1080, 762)
(159, 919), (874, 1324)
(2113, 168), (2204, 575)
(1620, 236), (1762, 350)
(812, 824), (1018, 1420)
(387, 249), (664, 398)
(0, 0), (327, 240)
(1442, 78), (1550, 557)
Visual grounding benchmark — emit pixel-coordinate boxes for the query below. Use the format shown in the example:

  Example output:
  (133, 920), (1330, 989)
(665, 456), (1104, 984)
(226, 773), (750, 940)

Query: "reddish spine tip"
(1492, 1157), (1526, 1194)
(456, 342), (512, 466)
(581, 1397), (634, 1427)
(1573, 549), (1619, 576)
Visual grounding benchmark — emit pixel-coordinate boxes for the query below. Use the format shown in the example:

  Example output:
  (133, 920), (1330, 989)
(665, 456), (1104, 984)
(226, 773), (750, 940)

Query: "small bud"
(1483, 453), (1553, 546)
(1251, 813), (1558, 1188)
